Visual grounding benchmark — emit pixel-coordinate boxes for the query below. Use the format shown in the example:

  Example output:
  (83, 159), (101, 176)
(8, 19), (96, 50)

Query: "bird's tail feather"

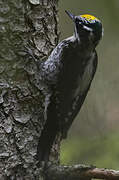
(37, 121), (58, 162)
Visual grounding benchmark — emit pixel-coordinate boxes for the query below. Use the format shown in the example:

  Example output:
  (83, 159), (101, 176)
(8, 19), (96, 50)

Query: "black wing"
(62, 51), (98, 138)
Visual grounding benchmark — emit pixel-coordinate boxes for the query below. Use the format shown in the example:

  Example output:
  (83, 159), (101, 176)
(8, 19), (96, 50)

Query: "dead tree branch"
(46, 164), (119, 180)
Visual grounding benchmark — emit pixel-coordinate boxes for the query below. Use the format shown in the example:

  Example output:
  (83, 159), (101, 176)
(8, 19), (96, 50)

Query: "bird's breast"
(73, 54), (94, 98)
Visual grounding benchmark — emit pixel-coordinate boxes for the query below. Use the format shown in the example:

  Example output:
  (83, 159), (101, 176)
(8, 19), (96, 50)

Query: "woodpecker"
(37, 11), (103, 162)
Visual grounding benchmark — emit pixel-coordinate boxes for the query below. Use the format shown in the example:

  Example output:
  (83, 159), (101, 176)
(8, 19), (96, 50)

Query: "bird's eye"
(75, 17), (89, 26)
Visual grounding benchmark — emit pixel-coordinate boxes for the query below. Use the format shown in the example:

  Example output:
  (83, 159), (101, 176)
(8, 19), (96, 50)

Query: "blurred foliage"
(59, 0), (119, 169)
(61, 131), (119, 169)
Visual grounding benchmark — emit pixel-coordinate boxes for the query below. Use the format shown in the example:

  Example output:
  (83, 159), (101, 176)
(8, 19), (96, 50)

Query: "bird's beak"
(65, 10), (80, 43)
(65, 10), (75, 22)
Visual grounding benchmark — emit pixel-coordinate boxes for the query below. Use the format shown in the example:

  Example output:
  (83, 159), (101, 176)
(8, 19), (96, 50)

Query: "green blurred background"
(59, 0), (119, 169)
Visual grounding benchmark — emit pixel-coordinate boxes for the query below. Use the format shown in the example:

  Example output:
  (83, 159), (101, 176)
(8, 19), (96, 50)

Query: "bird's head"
(65, 10), (103, 47)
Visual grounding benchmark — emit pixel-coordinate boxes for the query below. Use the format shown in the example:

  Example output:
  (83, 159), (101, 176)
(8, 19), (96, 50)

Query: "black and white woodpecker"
(37, 11), (103, 162)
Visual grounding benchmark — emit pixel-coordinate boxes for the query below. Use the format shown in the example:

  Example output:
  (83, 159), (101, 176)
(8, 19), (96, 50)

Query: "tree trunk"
(0, 0), (59, 179)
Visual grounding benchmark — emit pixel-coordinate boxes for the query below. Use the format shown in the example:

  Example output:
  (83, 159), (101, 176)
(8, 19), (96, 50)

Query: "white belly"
(74, 54), (94, 97)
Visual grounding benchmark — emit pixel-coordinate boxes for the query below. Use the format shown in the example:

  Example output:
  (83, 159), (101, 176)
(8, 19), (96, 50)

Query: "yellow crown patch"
(80, 14), (99, 22)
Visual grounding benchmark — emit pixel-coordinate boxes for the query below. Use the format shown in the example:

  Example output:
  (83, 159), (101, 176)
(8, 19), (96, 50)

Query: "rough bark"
(0, 0), (59, 179)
